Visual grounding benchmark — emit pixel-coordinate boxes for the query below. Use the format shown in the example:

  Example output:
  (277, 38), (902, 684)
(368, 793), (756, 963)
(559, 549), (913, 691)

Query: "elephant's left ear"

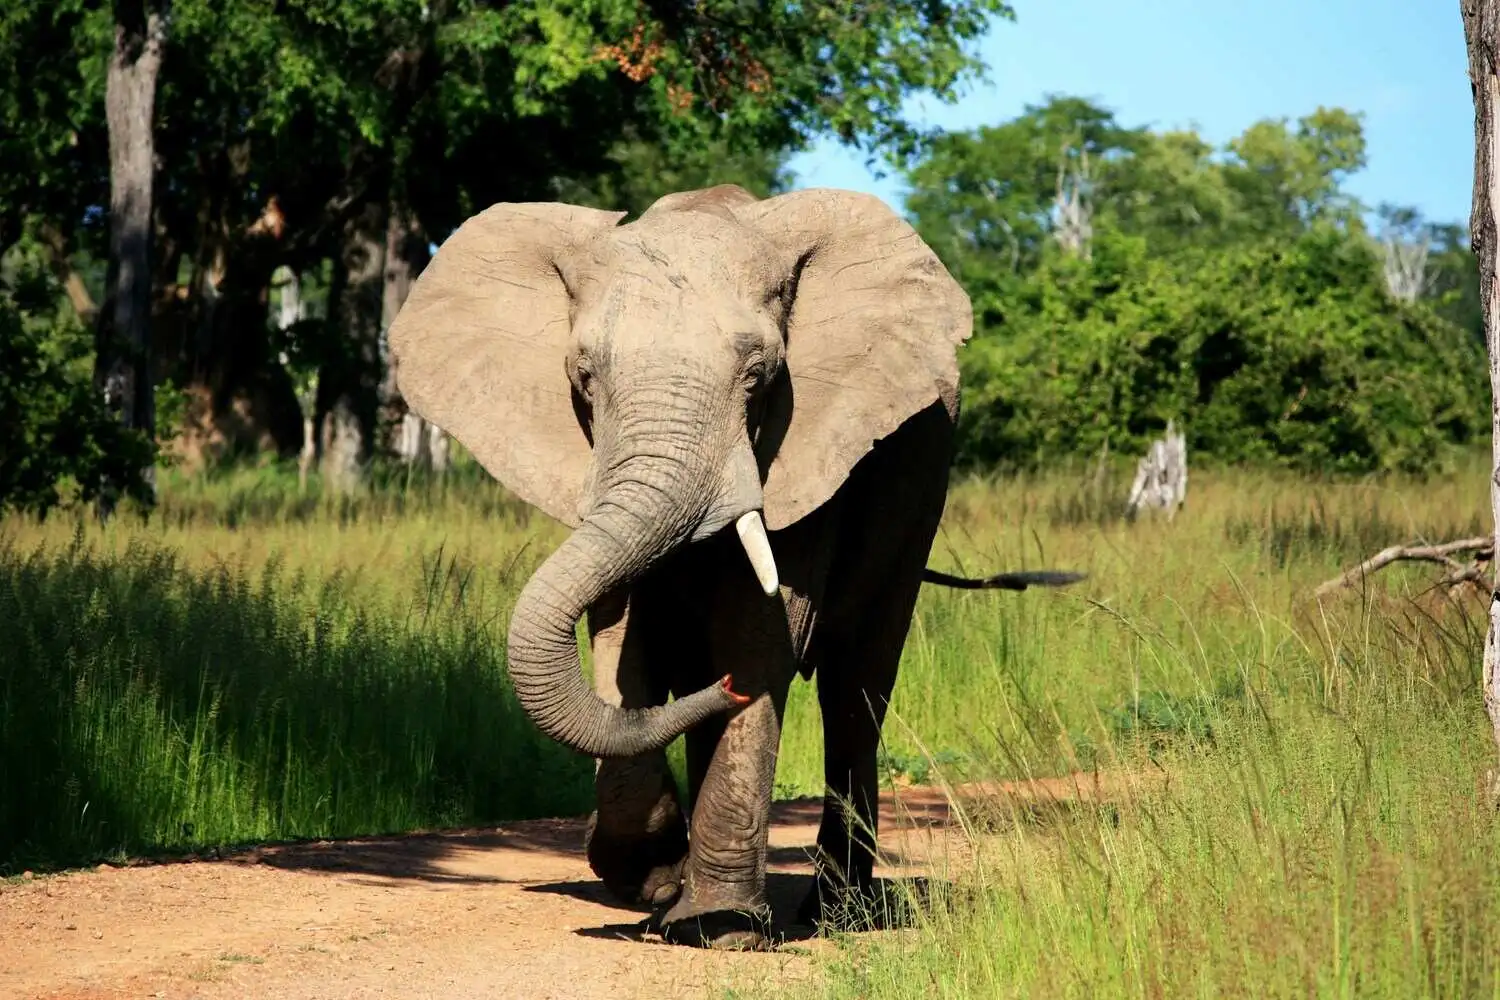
(736, 189), (973, 530)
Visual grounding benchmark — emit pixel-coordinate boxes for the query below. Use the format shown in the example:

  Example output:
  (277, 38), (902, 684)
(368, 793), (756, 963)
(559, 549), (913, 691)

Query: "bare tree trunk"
(317, 199), (387, 494)
(1462, 0), (1500, 803)
(427, 419), (450, 473)
(298, 413), (317, 492)
(271, 266), (318, 494)
(1054, 144), (1093, 260)
(95, 0), (167, 517)
(381, 205), (448, 472)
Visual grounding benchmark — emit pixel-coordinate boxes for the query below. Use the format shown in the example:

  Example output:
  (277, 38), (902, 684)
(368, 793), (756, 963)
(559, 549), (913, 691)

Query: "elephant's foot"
(585, 811), (688, 907)
(659, 894), (773, 950)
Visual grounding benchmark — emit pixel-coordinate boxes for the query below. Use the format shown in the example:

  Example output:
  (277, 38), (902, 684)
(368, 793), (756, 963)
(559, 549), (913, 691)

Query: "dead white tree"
(1463, 0), (1500, 803)
(1380, 229), (1431, 302)
(271, 266), (318, 493)
(977, 183), (1023, 274)
(1125, 420), (1187, 520)
(1053, 144), (1093, 260)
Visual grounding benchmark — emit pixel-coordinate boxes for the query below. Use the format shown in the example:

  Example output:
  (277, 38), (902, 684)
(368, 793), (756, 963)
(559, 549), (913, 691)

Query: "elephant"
(386, 183), (1084, 950)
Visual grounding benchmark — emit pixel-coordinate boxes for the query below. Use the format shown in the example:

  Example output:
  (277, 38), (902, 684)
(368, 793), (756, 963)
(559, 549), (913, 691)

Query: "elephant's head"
(387, 185), (971, 759)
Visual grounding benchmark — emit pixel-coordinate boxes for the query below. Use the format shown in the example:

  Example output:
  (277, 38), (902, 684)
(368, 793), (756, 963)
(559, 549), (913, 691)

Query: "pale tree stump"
(1125, 420), (1187, 521)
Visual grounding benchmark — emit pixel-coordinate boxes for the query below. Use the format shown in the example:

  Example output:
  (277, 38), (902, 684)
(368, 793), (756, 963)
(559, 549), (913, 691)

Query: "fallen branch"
(1312, 536), (1493, 599)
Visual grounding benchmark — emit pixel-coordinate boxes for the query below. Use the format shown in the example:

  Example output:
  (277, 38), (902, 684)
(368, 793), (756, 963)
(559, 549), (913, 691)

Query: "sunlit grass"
(4, 450), (1498, 997)
(735, 452), (1500, 999)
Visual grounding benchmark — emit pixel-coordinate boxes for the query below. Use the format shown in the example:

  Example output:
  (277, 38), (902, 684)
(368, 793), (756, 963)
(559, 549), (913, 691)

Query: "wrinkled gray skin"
(575, 401), (959, 949)
(389, 184), (1082, 950)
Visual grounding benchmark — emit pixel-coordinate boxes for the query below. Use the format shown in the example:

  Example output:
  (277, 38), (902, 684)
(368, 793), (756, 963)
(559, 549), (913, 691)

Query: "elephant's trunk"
(505, 404), (752, 759)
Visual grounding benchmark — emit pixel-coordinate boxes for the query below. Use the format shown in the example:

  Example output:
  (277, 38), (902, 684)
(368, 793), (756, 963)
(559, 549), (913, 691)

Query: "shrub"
(955, 226), (1485, 476)
(0, 234), (155, 516)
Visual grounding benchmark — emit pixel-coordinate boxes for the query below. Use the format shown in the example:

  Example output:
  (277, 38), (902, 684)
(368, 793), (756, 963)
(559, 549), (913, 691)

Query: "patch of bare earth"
(1, 774), (1136, 1000)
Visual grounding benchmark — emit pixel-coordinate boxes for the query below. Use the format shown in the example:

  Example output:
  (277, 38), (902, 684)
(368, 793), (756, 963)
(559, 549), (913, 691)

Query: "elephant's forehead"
(579, 213), (789, 286)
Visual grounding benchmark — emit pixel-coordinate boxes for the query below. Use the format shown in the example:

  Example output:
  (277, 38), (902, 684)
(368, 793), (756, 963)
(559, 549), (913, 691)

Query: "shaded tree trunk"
(95, 0), (167, 516)
(317, 199), (387, 493)
(271, 267), (318, 493)
(1462, 0), (1500, 803)
(380, 204), (449, 472)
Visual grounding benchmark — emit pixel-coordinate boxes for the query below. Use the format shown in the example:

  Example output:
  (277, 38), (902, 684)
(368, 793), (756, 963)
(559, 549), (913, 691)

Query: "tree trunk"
(271, 267), (319, 494)
(318, 199), (387, 493)
(1462, 0), (1500, 804)
(381, 205), (449, 472)
(427, 418), (450, 472)
(95, 0), (167, 516)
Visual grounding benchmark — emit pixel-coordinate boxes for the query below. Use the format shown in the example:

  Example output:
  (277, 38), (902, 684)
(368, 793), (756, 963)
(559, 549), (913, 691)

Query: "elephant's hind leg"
(584, 588), (689, 907)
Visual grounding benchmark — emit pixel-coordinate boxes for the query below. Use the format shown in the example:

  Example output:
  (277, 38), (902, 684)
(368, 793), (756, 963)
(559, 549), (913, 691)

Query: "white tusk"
(735, 511), (780, 597)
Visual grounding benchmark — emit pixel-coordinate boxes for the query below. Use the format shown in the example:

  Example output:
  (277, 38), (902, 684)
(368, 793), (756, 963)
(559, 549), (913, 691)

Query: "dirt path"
(1, 776), (1121, 1000)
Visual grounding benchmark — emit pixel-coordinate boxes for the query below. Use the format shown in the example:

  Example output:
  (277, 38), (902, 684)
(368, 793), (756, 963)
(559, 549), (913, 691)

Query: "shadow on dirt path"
(1, 777), (1138, 1000)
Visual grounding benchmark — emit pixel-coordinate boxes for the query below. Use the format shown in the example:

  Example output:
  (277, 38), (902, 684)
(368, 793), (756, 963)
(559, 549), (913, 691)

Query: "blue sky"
(787, 0), (1474, 226)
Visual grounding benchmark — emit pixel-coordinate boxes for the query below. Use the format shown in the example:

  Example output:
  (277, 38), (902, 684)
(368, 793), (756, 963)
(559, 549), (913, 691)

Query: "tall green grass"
(736, 455), (1500, 999)
(4, 449), (1497, 1000)
(0, 466), (587, 869)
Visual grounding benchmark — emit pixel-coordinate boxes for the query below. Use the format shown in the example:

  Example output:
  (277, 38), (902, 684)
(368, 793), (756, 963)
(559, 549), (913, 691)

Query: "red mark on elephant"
(719, 675), (752, 706)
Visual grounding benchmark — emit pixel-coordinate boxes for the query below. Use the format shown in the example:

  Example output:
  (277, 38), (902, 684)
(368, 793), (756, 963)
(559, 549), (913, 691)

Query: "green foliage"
(1221, 106), (1368, 235)
(955, 227), (1484, 474)
(908, 96), (1484, 476)
(0, 235), (154, 516)
(0, 1), (109, 253)
(905, 96), (1138, 308)
(552, 129), (794, 218)
(1, 0), (1015, 483)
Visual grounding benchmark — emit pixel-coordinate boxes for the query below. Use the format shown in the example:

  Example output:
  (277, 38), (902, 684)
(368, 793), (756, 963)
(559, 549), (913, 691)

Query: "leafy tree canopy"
(0, 0), (1014, 508)
(907, 96), (1484, 476)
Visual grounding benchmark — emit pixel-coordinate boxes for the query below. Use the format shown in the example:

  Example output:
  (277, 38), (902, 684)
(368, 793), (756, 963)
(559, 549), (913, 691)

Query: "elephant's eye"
(573, 359), (595, 402)
(766, 278), (791, 311)
(742, 358), (766, 394)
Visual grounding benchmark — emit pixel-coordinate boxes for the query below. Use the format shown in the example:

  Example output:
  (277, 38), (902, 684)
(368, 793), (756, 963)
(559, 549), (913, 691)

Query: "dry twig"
(1312, 536), (1493, 599)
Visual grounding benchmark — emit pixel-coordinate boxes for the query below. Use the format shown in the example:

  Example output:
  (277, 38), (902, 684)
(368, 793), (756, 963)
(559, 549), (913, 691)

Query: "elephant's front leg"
(659, 569), (794, 950)
(584, 587), (689, 907)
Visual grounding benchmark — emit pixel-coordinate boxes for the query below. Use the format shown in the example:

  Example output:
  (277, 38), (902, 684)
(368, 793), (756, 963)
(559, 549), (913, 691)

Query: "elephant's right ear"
(388, 202), (626, 526)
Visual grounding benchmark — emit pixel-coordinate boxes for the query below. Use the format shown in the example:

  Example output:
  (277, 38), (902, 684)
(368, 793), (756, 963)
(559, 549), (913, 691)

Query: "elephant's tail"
(921, 567), (1087, 591)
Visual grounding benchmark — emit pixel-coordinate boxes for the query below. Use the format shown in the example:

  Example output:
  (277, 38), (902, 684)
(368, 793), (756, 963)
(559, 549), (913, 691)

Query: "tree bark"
(317, 198), (387, 493)
(1462, 0), (1500, 803)
(95, 0), (167, 515)
(379, 205), (450, 473)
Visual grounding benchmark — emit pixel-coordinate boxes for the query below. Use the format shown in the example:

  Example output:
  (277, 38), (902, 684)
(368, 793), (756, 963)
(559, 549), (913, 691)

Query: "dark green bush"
(955, 227), (1485, 476)
(0, 238), (155, 516)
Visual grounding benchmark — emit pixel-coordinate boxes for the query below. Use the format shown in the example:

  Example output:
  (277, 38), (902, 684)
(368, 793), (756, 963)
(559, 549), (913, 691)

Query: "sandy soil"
(1, 775), (1122, 1000)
